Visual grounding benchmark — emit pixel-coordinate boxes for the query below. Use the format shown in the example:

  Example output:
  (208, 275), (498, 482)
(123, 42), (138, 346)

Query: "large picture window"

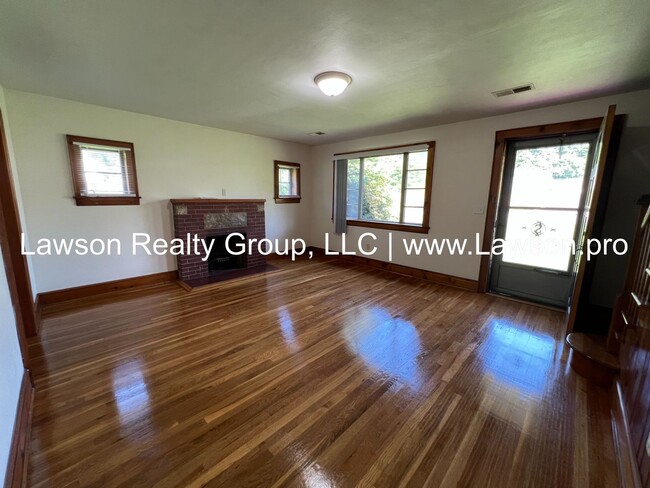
(342, 142), (435, 233)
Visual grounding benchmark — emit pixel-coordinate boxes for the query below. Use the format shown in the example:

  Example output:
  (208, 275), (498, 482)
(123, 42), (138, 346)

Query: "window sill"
(274, 197), (301, 204)
(346, 219), (429, 234)
(75, 196), (141, 206)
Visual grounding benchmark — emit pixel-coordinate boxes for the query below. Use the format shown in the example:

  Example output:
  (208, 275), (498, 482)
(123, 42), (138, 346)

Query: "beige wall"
(5, 90), (312, 293)
(309, 89), (650, 305)
(0, 83), (26, 483)
(5, 87), (649, 305)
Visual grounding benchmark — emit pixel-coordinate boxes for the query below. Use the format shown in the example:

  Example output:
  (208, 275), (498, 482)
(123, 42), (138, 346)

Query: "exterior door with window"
(489, 133), (598, 307)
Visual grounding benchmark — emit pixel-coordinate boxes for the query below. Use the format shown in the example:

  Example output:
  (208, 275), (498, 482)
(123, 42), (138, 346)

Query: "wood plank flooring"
(27, 257), (618, 487)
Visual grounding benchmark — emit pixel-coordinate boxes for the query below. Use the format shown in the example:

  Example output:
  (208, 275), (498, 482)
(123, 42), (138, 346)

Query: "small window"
(274, 160), (301, 203)
(66, 135), (141, 206)
(343, 142), (435, 233)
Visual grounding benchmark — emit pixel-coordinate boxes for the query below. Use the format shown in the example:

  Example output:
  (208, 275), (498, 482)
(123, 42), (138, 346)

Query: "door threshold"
(486, 292), (566, 312)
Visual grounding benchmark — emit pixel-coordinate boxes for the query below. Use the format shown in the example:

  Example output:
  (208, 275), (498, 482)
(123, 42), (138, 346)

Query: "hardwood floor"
(27, 257), (618, 487)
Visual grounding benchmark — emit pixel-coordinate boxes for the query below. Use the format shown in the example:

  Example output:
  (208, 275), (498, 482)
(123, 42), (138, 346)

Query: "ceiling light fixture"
(314, 71), (352, 97)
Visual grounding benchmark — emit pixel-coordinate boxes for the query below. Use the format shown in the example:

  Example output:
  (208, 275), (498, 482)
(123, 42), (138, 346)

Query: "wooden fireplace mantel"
(170, 198), (266, 204)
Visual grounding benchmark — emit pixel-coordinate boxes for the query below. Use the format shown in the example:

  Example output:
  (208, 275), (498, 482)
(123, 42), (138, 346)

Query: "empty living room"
(1, 1), (650, 487)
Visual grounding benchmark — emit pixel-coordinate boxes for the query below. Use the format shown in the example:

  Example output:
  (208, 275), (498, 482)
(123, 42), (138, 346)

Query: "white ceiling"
(0, 0), (648, 144)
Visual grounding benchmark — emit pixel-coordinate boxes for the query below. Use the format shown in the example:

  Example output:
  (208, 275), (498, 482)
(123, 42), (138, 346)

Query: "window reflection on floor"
(343, 307), (423, 389)
(278, 305), (300, 352)
(300, 462), (336, 488)
(479, 319), (555, 396)
(111, 359), (151, 421)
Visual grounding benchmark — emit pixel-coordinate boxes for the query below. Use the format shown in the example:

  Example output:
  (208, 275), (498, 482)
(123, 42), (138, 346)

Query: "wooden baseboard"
(611, 379), (643, 488)
(307, 246), (478, 292)
(486, 292), (565, 312)
(4, 370), (34, 488)
(37, 270), (179, 305)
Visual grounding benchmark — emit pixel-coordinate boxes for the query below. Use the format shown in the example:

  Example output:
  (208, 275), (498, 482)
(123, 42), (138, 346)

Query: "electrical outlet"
(221, 188), (226, 196)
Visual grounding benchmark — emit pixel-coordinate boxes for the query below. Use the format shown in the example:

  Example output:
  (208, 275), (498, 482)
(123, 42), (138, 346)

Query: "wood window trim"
(66, 134), (141, 206)
(477, 117), (606, 293)
(343, 141), (436, 234)
(346, 220), (431, 234)
(274, 160), (301, 204)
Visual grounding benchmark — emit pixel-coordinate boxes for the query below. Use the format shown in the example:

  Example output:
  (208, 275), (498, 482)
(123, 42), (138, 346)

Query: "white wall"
(0, 83), (26, 484)
(5, 90), (312, 292)
(309, 89), (650, 305)
(0, 251), (23, 483)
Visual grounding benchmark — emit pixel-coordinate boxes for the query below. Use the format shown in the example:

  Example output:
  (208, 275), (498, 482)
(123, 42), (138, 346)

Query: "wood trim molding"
(274, 197), (301, 204)
(308, 246), (478, 292)
(170, 199), (266, 204)
(477, 117), (604, 293)
(74, 196), (141, 206)
(37, 270), (179, 305)
(346, 220), (430, 234)
(0, 110), (37, 352)
(33, 295), (43, 335)
(611, 380), (643, 488)
(333, 140), (434, 157)
(4, 370), (34, 488)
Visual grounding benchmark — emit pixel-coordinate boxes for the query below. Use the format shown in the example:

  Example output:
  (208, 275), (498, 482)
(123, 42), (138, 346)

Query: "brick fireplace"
(170, 199), (266, 283)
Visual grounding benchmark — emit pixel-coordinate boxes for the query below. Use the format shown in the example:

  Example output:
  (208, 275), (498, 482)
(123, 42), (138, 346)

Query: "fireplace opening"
(206, 234), (247, 271)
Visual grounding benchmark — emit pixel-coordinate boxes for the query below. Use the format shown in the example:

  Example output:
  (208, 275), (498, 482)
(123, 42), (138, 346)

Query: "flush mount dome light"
(314, 71), (352, 96)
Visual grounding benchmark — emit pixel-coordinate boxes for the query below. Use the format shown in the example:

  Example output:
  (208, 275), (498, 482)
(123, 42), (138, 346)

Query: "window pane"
(404, 189), (425, 207)
(346, 159), (361, 219)
(502, 208), (578, 272)
(361, 154), (403, 222)
(81, 148), (124, 174)
(403, 207), (424, 225)
(83, 172), (125, 195)
(406, 170), (426, 188)
(510, 143), (590, 209)
(407, 151), (427, 170)
(279, 181), (292, 196)
(278, 168), (291, 184)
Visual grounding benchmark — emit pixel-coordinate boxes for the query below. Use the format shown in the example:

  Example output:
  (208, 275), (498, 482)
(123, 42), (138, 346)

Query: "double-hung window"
(341, 142), (435, 233)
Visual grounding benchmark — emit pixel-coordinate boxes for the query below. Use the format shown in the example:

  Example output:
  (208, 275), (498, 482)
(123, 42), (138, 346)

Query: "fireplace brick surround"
(170, 199), (266, 282)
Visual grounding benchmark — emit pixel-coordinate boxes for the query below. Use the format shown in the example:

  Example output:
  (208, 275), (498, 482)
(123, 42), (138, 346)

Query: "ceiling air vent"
(308, 131), (326, 136)
(492, 83), (535, 98)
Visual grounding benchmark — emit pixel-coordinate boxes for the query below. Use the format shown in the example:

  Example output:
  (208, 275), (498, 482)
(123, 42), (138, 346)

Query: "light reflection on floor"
(343, 307), (423, 389)
(278, 305), (300, 352)
(111, 359), (151, 421)
(479, 319), (555, 396)
(300, 462), (337, 488)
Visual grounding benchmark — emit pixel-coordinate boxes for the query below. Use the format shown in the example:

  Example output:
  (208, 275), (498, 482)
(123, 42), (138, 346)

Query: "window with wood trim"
(66, 135), (141, 206)
(342, 142), (435, 233)
(274, 160), (301, 203)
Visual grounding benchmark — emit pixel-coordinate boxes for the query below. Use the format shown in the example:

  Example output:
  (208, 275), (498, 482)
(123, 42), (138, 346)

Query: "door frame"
(477, 117), (604, 295)
(0, 109), (37, 368)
